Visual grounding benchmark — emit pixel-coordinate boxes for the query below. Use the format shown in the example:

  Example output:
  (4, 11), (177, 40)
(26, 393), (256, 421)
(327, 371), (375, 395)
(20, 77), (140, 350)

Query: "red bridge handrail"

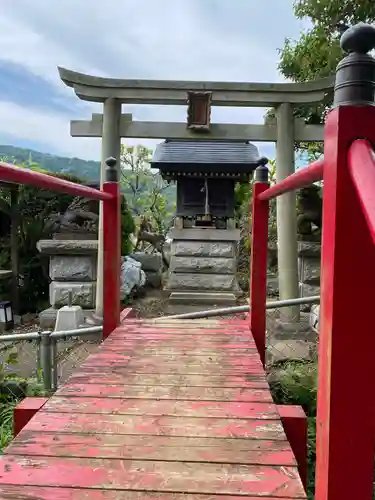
(348, 139), (375, 246)
(0, 161), (112, 201)
(0, 158), (120, 339)
(258, 158), (324, 201)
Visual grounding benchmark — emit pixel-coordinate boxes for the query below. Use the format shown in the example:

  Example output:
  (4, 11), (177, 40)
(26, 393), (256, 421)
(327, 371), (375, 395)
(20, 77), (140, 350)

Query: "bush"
(0, 169), (135, 313)
(268, 360), (317, 500)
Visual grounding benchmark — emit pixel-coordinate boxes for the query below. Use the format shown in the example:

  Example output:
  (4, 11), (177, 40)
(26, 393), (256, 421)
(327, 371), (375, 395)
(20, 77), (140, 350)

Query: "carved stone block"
(50, 282), (96, 308)
(168, 273), (237, 291)
(172, 241), (235, 258)
(37, 239), (98, 255)
(170, 256), (235, 274)
(297, 241), (321, 258)
(50, 255), (96, 282)
(298, 257), (321, 285)
(299, 283), (320, 297)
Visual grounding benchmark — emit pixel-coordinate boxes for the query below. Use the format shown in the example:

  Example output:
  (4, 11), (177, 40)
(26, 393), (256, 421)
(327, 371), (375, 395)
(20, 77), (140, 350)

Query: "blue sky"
(0, 0), (308, 161)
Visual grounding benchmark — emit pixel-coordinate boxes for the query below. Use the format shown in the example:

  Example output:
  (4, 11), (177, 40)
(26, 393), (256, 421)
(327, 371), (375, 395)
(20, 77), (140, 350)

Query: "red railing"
(0, 159), (121, 339)
(348, 139), (375, 246)
(258, 158), (324, 201)
(249, 158), (324, 364)
(249, 103), (375, 499)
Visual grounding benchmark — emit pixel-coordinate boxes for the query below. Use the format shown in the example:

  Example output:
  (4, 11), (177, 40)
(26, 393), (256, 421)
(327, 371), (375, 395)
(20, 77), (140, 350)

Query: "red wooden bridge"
(0, 22), (375, 500)
(0, 316), (307, 499)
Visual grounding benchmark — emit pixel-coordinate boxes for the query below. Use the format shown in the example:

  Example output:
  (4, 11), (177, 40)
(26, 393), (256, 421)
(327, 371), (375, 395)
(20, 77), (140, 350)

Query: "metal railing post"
(36, 333), (42, 382)
(40, 331), (52, 393)
(51, 337), (58, 391)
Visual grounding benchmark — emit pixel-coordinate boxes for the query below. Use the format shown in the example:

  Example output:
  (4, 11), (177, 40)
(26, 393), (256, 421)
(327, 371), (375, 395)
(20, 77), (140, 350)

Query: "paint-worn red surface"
(0, 318), (306, 499)
(13, 396), (48, 437)
(315, 105), (375, 500)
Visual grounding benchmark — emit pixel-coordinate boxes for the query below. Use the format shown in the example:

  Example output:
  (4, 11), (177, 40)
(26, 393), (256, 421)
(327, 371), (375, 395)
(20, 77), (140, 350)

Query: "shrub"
(268, 360), (317, 500)
(0, 169), (135, 313)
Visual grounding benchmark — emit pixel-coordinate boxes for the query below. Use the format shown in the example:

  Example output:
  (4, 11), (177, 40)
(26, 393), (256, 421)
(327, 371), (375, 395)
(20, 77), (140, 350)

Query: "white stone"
(309, 304), (320, 332)
(54, 305), (85, 332)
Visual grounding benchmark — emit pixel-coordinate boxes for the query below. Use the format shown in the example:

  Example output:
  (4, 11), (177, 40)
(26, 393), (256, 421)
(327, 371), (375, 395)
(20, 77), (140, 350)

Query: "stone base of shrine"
(165, 228), (241, 309)
(166, 292), (238, 315)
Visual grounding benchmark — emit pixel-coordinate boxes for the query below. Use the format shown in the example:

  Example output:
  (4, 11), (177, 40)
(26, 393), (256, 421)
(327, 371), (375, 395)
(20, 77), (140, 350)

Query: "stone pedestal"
(298, 241), (321, 307)
(37, 238), (98, 328)
(166, 228), (241, 310)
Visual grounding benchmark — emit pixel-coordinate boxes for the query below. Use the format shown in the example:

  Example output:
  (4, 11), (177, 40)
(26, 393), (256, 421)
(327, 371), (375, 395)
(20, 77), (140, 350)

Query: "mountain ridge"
(0, 144), (100, 180)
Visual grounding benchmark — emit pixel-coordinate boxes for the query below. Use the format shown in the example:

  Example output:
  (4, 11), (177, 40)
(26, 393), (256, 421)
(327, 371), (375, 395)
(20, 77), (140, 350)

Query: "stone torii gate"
(58, 67), (333, 322)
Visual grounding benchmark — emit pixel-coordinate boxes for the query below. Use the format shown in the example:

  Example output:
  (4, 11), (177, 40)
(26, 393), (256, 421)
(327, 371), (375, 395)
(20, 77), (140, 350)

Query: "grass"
(0, 377), (47, 453)
(0, 401), (16, 451)
(268, 360), (317, 500)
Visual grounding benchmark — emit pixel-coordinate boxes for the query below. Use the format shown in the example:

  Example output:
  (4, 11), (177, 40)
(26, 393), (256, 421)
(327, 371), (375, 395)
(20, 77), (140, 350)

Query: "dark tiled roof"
(151, 140), (260, 166)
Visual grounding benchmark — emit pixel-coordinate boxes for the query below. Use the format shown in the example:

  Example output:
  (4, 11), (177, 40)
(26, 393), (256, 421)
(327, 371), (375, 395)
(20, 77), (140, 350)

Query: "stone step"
(169, 292), (237, 305)
(167, 273), (240, 292)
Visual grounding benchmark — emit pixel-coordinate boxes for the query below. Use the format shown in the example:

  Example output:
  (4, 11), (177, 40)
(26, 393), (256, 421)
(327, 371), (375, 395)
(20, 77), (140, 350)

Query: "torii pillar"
(276, 102), (300, 322)
(94, 98), (121, 322)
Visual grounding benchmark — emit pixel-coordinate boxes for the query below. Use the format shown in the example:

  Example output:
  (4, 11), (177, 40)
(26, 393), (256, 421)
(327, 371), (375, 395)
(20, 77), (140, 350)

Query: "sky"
(0, 0), (308, 162)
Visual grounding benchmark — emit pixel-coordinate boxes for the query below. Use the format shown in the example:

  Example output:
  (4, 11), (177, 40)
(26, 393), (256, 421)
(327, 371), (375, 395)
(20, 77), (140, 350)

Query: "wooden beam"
(71, 116), (324, 142)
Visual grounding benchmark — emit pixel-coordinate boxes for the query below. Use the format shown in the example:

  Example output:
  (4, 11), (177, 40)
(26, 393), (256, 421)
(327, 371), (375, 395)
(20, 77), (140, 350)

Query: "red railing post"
(102, 157), (121, 339)
(249, 162), (269, 365)
(315, 24), (375, 500)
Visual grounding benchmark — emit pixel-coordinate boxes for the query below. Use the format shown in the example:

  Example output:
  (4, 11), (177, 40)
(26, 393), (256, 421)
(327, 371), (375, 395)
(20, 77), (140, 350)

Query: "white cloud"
(0, 0), (299, 159)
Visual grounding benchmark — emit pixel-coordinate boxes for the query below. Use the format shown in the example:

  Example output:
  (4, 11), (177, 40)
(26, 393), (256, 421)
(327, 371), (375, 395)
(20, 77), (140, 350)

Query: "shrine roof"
(151, 140), (260, 167)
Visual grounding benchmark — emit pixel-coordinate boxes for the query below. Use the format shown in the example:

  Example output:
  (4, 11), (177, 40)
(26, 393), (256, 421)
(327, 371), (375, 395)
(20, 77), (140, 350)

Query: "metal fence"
(0, 326), (102, 396)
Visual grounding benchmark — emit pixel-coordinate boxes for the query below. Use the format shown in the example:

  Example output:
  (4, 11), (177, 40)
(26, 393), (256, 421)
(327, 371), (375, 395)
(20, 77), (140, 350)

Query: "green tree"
(276, 1), (375, 157)
(0, 159), (135, 313)
(120, 144), (176, 235)
(0, 158), (84, 313)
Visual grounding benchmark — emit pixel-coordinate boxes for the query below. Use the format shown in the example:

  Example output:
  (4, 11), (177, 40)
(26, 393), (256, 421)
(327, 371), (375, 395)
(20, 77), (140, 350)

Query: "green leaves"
(277, 0), (375, 158)
(120, 144), (175, 235)
(293, 0), (375, 27)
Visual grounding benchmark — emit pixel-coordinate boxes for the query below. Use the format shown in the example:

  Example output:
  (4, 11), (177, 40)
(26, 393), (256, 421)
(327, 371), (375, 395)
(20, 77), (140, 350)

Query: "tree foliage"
(277, 0), (375, 157)
(120, 144), (176, 235)
(0, 160), (86, 313)
(0, 160), (135, 313)
(280, 0), (375, 85)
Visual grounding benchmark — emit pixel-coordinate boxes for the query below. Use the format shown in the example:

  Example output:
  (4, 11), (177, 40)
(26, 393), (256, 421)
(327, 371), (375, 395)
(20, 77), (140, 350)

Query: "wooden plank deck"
(0, 318), (306, 499)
